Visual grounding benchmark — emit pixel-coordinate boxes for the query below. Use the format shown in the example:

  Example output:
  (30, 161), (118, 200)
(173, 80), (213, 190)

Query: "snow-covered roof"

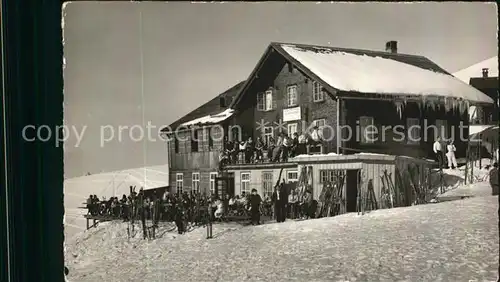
(469, 125), (499, 142)
(180, 108), (234, 127)
(468, 125), (496, 136)
(279, 44), (494, 105)
(452, 56), (498, 83)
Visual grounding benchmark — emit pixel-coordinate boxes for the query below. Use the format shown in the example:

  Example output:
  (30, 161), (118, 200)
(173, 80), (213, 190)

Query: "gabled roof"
(164, 81), (244, 131)
(469, 77), (499, 90)
(452, 56), (498, 83)
(230, 42), (494, 109)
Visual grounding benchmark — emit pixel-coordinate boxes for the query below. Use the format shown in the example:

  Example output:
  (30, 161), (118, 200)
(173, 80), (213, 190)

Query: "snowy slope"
(280, 44), (493, 104)
(64, 164), (170, 239)
(453, 56), (498, 83)
(66, 194), (498, 282)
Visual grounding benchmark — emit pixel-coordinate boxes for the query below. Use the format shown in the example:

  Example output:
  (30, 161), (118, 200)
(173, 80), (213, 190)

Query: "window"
(286, 170), (299, 183)
(209, 172), (218, 196)
(257, 90), (274, 111)
(265, 90), (273, 111)
(262, 171), (274, 198)
(174, 137), (179, 153)
(241, 172), (251, 195)
(469, 106), (480, 124)
(435, 119), (448, 140)
(286, 85), (298, 107)
(264, 126), (274, 145)
(313, 119), (326, 129)
(312, 81), (324, 102)
(176, 173), (184, 195)
(320, 170), (335, 183)
(191, 129), (199, 152)
(359, 116), (376, 144)
(257, 93), (265, 111)
(207, 128), (214, 150)
(287, 123), (298, 138)
(406, 118), (421, 145)
(211, 126), (223, 141)
(192, 172), (200, 193)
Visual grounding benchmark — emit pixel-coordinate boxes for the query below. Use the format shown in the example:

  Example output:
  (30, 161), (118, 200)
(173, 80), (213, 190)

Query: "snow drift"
(66, 195), (498, 282)
(64, 164), (170, 239)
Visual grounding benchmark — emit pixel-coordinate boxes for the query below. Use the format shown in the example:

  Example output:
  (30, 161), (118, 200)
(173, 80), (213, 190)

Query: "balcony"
(223, 144), (324, 170)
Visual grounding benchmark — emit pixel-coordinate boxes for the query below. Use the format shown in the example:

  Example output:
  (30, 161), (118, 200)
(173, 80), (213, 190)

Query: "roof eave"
(336, 90), (494, 105)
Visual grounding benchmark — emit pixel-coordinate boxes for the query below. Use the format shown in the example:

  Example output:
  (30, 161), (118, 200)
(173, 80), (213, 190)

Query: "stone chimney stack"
(482, 68), (489, 78)
(385, 41), (398, 53)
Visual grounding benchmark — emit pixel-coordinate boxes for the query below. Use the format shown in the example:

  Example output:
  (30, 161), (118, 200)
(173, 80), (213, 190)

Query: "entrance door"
(345, 169), (360, 212)
(214, 173), (235, 199)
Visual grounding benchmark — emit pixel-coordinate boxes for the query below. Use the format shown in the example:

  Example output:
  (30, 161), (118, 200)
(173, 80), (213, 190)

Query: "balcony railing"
(223, 144), (325, 167)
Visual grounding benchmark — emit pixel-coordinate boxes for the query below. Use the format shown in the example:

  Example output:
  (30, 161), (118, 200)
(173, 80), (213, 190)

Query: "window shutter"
(257, 93), (263, 111)
(284, 89), (289, 107)
(272, 90), (277, 109)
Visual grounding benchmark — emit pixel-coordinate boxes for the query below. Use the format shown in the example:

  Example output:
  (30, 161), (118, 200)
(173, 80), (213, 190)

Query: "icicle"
(394, 100), (404, 119)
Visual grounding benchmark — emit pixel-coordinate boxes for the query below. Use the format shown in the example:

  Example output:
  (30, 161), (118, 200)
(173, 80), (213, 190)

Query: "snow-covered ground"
(430, 158), (492, 196)
(65, 158), (497, 281)
(66, 192), (498, 281)
(64, 164), (170, 239)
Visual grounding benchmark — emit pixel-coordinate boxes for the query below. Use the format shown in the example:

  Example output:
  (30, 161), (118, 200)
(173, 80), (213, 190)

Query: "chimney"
(385, 41), (398, 53)
(482, 68), (489, 78)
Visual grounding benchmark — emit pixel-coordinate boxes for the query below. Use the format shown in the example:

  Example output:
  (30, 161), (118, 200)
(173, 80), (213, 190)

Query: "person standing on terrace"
(255, 137), (264, 163)
(290, 132), (299, 158)
(308, 126), (323, 154)
(273, 133), (284, 162)
(245, 136), (254, 163)
(298, 131), (307, 155)
(433, 137), (443, 169)
(266, 137), (275, 162)
(282, 134), (291, 162)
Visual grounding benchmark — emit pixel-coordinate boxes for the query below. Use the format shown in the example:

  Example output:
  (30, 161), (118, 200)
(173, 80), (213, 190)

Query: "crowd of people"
(219, 126), (324, 167)
(85, 181), (320, 235)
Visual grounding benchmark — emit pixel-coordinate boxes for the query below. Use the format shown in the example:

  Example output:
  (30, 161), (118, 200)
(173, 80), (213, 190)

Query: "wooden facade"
(227, 162), (299, 199)
(229, 43), (472, 160)
(165, 82), (244, 195)
(341, 99), (469, 158)
(164, 42), (489, 197)
(224, 153), (433, 214)
(295, 154), (433, 212)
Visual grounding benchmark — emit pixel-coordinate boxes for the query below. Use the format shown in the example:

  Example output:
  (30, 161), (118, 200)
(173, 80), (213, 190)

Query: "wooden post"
(465, 133), (470, 185)
(470, 151), (474, 184)
(336, 97), (341, 154)
(478, 133), (482, 169)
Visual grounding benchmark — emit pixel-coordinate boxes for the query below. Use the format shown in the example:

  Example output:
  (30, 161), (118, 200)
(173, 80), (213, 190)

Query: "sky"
(62, 2), (497, 178)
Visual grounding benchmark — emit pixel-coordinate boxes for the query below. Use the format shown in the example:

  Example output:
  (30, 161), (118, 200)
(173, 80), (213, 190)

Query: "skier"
(174, 201), (186, 234)
(446, 139), (458, 169)
(249, 189), (262, 225)
(489, 162), (498, 196)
